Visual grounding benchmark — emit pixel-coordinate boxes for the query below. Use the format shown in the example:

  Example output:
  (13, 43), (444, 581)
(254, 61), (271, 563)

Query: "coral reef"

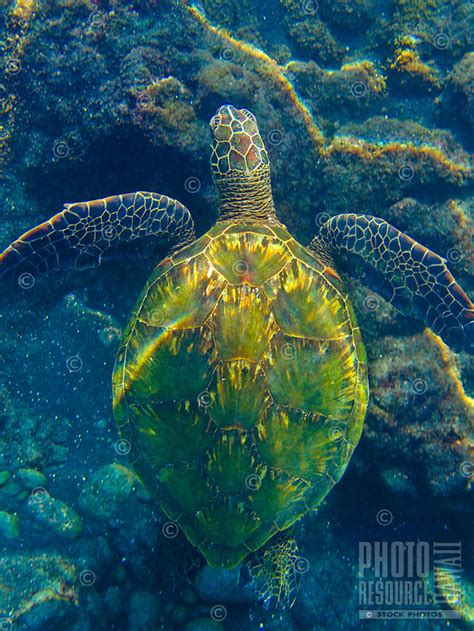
(359, 331), (473, 498)
(389, 36), (441, 93)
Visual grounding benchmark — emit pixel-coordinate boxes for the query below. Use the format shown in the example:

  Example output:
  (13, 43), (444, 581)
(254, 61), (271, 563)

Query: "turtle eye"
(210, 114), (221, 132)
(240, 109), (256, 122)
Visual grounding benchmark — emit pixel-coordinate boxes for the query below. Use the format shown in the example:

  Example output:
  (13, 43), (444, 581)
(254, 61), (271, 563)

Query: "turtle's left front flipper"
(311, 214), (473, 354)
(0, 191), (195, 282)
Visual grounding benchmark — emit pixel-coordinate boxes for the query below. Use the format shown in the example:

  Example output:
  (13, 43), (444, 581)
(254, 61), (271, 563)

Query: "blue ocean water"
(0, 0), (472, 629)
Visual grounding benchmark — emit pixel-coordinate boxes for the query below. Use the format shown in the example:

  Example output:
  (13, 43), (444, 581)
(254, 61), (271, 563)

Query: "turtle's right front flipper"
(0, 191), (195, 282)
(311, 214), (473, 354)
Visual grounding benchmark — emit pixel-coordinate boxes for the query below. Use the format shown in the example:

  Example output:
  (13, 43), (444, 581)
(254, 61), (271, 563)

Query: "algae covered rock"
(440, 52), (474, 146)
(27, 491), (82, 539)
(128, 590), (161, 630)
(16, 467), (47, 489)
(389, 36), (441, 94)
(363, 332), (473, 499)
(322, 117), (472, 211)
(0, 470), (11, 487)
(196, 565), (258, 604)
(0, 511), (20, 539)
(0, 552), (78, 627)
(184, 618), (223, 631)
(78, 463), (137, 520)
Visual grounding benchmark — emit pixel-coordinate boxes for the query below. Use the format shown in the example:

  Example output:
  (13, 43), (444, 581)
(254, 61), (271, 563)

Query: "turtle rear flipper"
(246, 529), (301, 610)
(311, 214), (473, 354)
(0, 191), (195, 282)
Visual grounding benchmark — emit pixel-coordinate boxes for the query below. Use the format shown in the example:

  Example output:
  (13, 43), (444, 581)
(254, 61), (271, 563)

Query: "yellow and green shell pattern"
(112, 221), (369, 569)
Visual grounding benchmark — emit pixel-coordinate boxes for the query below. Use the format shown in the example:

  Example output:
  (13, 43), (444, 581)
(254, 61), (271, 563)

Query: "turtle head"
(210, 105), (270, 176)
(210, 105), (275, 222)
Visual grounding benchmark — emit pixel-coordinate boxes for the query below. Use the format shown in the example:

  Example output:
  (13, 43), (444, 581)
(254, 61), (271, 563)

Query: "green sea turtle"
(1, 105), (473, 607)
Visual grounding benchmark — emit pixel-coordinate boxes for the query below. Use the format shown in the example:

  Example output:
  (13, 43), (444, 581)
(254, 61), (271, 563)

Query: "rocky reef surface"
(0, 0), (472, 628)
